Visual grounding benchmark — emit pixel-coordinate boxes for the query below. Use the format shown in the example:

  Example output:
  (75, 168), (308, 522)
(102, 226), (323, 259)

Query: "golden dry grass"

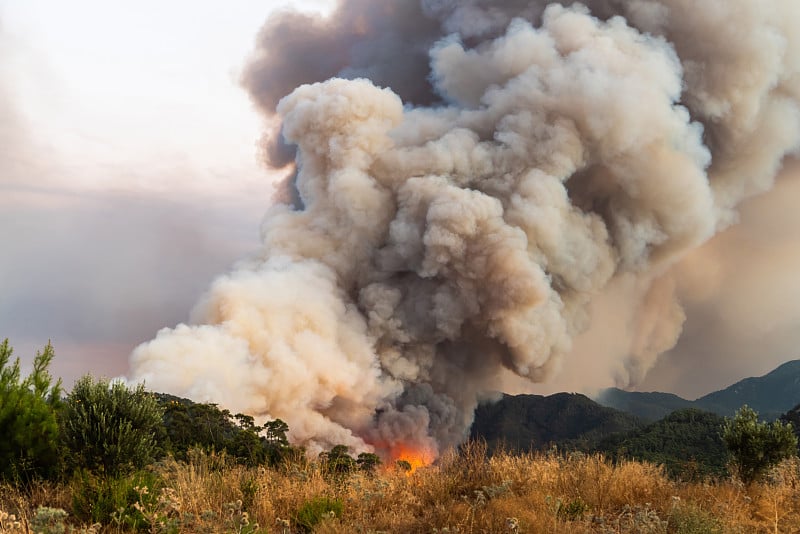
(2, 445), (799, 533)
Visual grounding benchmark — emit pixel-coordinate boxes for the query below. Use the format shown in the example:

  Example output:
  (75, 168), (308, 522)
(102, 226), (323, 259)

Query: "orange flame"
(391, 444), (434, 475)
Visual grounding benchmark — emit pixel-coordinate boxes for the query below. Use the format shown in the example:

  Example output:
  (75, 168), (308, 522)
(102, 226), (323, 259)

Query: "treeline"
(0, 340), (384, 527)
(0, 339), (299, 482)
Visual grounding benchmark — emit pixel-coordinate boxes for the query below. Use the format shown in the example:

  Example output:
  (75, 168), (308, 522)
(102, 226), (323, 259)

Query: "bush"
(0, 339), (62, 481)
(722, 405), (797, 484)
(61, 376), (164, 476)
(320, 445), (357, 477)
(70, 469), (163, 529)
(29, 506), (70, 534)
(668, 504), (723, 534)
(293, 496), (343, 532)
(356, 452), (381, 474)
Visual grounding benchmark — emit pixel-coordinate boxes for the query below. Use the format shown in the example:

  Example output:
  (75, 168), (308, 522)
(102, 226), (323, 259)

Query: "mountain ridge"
(596, 359), (800, 421)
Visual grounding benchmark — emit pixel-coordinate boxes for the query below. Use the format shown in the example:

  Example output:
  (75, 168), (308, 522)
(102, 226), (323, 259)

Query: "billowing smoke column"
(130, 1), (800, 457)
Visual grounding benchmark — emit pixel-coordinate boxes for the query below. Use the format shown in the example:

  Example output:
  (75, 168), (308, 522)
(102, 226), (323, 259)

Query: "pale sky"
(0, 0), (333, 383)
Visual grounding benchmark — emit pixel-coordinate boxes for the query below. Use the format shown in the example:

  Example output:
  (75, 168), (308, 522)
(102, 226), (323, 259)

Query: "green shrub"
(668, 504), (723, 534)
(722, 405), (797, 484)
(320, 445), (356, 477)
(29, 506), (69, 534)
(69, 469), (163, 529)
(293, 496), (343, 532)
(0, 339), (62, 481)
(556, 497), (588, 521)
(61, 376), (164, 476)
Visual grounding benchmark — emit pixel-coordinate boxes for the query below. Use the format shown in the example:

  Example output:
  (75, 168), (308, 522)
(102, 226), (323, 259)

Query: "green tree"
(0, 339), (62, 481)
(156, 393), (293, 466)
(321, 445), (356, 476)
(61, 376), (164, 476)
(780, 403), (800, 454)
(356, 452), (382, 474)
(722, 405), (797, 484)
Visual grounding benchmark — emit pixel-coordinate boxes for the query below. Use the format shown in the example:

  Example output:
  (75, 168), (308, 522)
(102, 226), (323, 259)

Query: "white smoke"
(130, 1), (800, 456)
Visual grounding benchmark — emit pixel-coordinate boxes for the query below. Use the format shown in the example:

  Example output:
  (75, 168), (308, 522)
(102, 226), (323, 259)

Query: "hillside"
(596, 388), (695, 422)
(469, 393), (730, 479)
(470, 392), (641, 453)
(596, 359), (800, 422)
(695, 360), (800, 420)
(595, 409), (728, 479)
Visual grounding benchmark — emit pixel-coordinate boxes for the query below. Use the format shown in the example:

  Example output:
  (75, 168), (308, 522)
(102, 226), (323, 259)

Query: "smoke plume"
(130, 1), (800, 457)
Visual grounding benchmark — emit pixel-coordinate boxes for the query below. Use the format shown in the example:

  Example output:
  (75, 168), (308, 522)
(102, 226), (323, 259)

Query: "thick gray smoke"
(130, 1), (800, 457)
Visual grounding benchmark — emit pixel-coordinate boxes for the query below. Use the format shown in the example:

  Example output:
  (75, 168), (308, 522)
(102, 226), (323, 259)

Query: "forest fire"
(130, 0), (800, 461)
(390, 444), (434, 474)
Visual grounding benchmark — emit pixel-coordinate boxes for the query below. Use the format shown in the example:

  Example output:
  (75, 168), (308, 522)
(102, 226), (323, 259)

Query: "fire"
(390, 444), (434, 475)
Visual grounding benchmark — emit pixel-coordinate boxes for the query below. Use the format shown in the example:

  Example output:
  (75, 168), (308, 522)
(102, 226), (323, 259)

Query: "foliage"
(471, 392), (641, 454)
(69, 468), (163, 528)
(597, 409), (728, 479)
(320, 445), (357, 476)
(395, 459), (412, 472)
(555, 497), (588, 521)
(156, 393), (293, 467)
(61, 376), (164, 476)
(722, 405), (797, 484)
(0, 339), (62, 481)
(356, 452), (382, 473)
(29, 506), (70, 534)
(292, 496), (343, 533)
(780, 403), (800, 454)
(667, 504), (723, 534)
(472, 393), (732, 480)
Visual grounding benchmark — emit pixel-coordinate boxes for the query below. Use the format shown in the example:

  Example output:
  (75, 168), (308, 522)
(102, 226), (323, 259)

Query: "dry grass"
(2, 446), (799, 533)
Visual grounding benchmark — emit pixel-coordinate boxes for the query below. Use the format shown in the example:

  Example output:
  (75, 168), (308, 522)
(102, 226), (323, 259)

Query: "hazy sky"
(2, 0), (799, 401)
(0, 0), (334, 383)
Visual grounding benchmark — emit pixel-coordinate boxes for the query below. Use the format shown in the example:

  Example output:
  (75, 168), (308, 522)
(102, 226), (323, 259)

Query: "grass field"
(1, 443), (798, 533)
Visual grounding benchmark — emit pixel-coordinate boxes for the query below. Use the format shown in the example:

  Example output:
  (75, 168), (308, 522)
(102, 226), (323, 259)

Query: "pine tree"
(0, 339), (62, 481)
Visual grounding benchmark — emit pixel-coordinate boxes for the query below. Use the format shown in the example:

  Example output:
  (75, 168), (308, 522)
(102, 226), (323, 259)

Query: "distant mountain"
(695, 360), (800, 420)
(596, 360), (800, 422)
(470, 392), (641, 453)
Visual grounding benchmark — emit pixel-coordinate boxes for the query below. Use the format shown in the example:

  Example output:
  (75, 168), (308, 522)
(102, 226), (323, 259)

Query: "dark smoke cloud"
(131, 1), (800, 458)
